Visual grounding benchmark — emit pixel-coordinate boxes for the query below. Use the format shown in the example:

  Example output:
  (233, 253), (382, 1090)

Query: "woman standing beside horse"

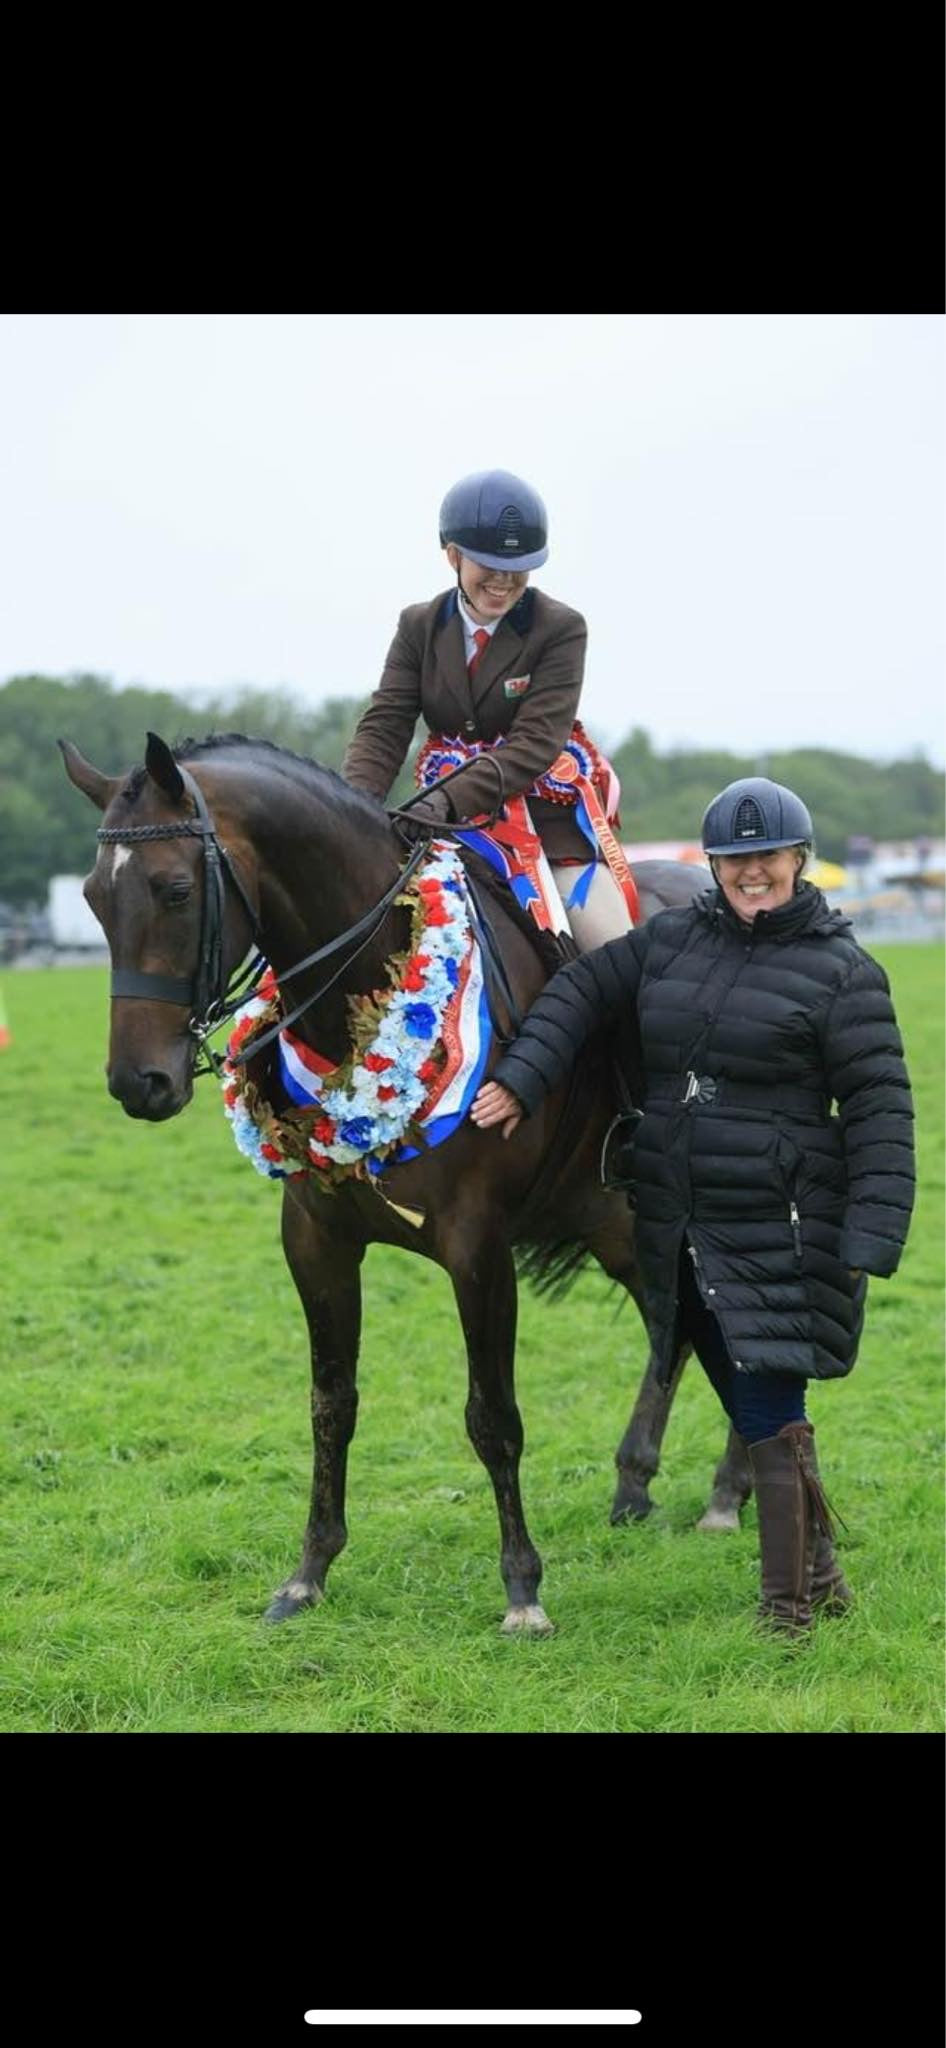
(472, 777), (916, 1636)
(342, 467), (637, 948)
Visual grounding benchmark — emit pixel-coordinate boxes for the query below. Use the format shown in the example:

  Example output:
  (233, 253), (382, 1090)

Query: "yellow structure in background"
(807, 858), (849, 891)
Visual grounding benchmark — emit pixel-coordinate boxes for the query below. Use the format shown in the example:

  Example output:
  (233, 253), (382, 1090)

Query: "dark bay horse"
(61, 731), (751, 1632)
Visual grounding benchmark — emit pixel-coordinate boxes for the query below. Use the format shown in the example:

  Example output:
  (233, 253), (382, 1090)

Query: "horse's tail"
(513, 1236), (595, 1300)
(509, 1019), (638, 1301)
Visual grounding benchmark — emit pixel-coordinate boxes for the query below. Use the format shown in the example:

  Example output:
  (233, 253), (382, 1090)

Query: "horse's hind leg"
(612, 1354), (753, 1529)
(610, 1343), (689, 1522)
(447, 1229), (552, 1636)
(696, 1426), (753, 1531)
(265, 1191), (364, 1624)
(585, 1220), (689, 1523)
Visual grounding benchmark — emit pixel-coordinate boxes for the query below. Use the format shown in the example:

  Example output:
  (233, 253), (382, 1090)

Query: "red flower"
(223, 1084), (238, 1108)
(261, 1142), (282, 1162)
(423, 904), (450, 926)
(313, 1117), (336, 1144)
(308, 1148), (331, 1169)
(377, 1084), (398, 1102)
(418, 1058), (440, 1084)
(363, 1052), (395, 1072)
(229, 1014), (257, 1051)
(403, 948), (433, 992)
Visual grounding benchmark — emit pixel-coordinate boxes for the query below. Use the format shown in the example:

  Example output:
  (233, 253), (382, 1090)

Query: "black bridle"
(96, 763), (432, 1076)
(96, 765), (266, 1075)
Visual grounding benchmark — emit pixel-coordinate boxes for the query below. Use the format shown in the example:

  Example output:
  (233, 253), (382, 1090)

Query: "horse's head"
(60, 731), (258, 1120)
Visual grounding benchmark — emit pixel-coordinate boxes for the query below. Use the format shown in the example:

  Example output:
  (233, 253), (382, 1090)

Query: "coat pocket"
(775, 1131), (804, 1261)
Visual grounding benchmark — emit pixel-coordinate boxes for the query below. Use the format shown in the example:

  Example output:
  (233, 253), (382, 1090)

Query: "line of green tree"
(1, 672), (942, 906)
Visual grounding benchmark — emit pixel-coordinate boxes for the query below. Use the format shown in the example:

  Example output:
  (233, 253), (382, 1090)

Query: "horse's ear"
(145, 732), (186, 803)
(58, 739), (119, 813)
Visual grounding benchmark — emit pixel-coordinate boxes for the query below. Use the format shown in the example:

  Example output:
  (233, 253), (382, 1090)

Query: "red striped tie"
(468, 628), (490, 677)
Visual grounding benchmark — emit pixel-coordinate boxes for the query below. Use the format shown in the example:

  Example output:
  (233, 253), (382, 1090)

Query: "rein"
(225, 835), (430, 1065)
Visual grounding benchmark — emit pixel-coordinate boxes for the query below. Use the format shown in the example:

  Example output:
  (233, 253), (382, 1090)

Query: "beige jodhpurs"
(549, 862), (634, 951)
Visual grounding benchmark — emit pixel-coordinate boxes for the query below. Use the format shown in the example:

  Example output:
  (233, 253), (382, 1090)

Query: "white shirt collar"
(457, 587), (501, 662)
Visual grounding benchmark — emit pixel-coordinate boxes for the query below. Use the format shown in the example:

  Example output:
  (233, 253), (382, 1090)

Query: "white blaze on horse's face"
(90, 842), (134, 897)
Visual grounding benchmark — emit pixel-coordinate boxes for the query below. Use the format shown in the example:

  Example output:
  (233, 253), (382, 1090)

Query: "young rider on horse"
(341, 468), (636, 950)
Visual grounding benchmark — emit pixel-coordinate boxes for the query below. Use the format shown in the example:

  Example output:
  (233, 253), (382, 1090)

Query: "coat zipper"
(791, 1434), (807, 1611)
(789, 1200), (802, 1262)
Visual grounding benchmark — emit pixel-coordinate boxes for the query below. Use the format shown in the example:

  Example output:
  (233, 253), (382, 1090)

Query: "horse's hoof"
(610, 1487), (655, 1524)
(696, 1506), (741, 1532)
(263, 1579), (324, 1624)
(501, 1604), (555, 1636)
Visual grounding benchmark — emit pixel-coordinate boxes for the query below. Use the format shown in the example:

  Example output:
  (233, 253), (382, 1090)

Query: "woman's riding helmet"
(701, 778), (814, 855)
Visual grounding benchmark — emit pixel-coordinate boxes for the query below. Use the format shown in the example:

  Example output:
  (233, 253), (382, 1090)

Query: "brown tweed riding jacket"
(341, 585), (597, 862)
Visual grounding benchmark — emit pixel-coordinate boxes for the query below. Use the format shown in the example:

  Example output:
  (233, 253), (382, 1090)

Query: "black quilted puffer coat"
(492, 884), (915, 1384)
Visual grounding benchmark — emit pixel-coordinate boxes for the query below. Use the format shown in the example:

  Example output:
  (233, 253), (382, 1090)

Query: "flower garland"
(220, 843), (472, 1186)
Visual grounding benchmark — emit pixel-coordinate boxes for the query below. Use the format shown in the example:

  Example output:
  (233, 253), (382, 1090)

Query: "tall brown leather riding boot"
(806, 1432), (853, 1614)
(748, 1421), (839, 1636)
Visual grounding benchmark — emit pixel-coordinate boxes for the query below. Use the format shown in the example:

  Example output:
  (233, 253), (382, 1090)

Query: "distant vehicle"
(47, 875), (105, 949)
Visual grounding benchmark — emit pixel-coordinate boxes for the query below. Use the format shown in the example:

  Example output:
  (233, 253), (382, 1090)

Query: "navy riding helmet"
(702, 778), (814, 855)
(439, 469), (549, 572)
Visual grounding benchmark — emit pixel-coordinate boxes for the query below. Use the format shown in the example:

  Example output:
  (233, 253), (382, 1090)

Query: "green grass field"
(1, 946), (942, 1732)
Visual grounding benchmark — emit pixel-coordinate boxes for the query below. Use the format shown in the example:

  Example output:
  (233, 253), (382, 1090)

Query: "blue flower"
(443, 957), (460, 987)
(404, 1002), (437, 1039)
(339, 1116), (376, 1150)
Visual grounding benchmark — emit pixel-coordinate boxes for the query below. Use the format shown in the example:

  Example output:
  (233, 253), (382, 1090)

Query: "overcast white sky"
(2, 313), (942, 764)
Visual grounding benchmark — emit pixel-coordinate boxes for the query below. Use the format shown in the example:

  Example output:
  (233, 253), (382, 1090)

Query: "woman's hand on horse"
(470, 1082), (523, 1138)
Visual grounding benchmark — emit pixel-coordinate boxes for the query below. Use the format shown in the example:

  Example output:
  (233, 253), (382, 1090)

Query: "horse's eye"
(158, 879), (192, 907)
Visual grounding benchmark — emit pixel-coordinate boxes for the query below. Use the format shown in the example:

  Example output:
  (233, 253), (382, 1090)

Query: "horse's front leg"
(264, 1190), (364, 1623)
(447, 1230), (552, 1636)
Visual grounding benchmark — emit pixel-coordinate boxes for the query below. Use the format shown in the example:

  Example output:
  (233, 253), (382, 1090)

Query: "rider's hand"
(470, 1081), (523, 1139)
(394, 787), (453, 843)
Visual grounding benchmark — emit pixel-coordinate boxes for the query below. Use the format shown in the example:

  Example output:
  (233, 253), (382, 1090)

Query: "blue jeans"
(677, 1251), (807, 1446)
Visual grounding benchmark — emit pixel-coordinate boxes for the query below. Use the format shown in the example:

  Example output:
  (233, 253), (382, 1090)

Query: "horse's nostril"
(108, 1065), (176, 1118)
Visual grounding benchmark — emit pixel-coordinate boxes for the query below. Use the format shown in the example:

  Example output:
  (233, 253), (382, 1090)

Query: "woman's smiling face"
(713, 846), (805, 921)
(445, 544), (529, 621)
